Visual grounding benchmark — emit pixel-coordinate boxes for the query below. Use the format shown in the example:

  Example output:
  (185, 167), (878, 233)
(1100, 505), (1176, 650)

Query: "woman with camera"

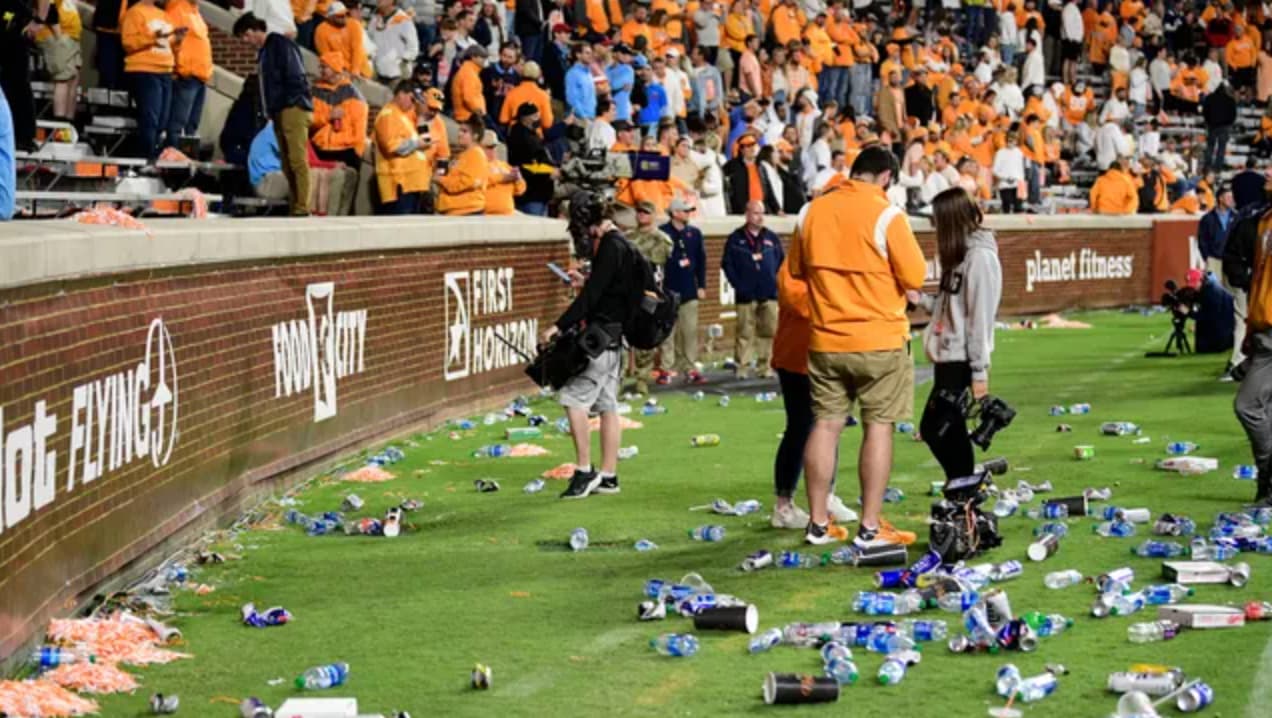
(910, 188), (1003, 479)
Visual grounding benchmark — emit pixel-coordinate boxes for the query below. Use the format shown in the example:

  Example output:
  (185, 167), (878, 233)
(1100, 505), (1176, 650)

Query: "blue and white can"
(1177, 681), (1214, 713)
(1234, 464), (1258, 480)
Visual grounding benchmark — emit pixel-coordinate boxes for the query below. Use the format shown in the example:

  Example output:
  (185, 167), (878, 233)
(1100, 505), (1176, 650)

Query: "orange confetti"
(45, 662), (138, 695)
(541, 463), (577, 480)
(507, 443), (550, 457)
(0, 679), (99, 716)
(343, 466), (396, 483)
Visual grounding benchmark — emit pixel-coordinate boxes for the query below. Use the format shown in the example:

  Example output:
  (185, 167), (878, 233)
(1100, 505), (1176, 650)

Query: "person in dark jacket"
(774, 141), (807, 214)
(550, 191), (638, 500)
(0, 0), (39, 151)
(722, 201), (784, 379)
(91, 0), (127, 89)
(235, 13), (314, 217)
(1202, 82), (1237, 172)
(661, 197), (709, 385)
(723, 134), (781, 214)
(904, 68), (934, 126)
(1199, 186), (1236, 275)
(481, 45), (522, 132)
(542, 23), (572, 102)
(514, 0), (547, 64)
(219, 72), (266, 198)
(507, 102), (556, 215)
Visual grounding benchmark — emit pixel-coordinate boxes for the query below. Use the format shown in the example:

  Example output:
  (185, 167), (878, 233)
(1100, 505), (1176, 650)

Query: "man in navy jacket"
(722, 201), (784, 379)
(661, 198), (709, 385)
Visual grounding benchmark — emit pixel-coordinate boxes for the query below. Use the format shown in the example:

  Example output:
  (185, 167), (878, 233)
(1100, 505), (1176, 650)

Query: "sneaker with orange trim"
(877, 518), (918, 546)
(804, 520), (849, 545)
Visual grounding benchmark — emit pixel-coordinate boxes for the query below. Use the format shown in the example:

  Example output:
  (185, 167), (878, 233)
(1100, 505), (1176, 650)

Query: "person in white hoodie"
(909, 188), (1002, 479)
(369, 0), (419, 82)
(993, 67), (1025, 118)
(1021, 34), (1045, 91)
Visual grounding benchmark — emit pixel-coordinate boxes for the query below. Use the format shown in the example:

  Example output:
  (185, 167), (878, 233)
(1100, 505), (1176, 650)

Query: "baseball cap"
(480, 130), (499, 148)
(326, 1), (348, 16)
(636, 200), (656, 214)
(633, 54), (650, 69)
(552, 23), (570, 34)
(669, 197), (694, 213)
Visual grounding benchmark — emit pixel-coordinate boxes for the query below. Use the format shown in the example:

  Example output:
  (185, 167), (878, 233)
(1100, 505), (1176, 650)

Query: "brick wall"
(0, 240), (570, 661)
(210, 24), (261, 78)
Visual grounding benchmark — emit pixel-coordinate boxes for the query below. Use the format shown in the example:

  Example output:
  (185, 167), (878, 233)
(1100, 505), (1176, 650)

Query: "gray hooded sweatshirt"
(918, 229), (1002, 382)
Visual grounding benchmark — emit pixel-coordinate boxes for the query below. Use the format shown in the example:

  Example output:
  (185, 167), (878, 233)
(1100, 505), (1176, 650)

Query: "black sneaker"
(560, 469), (601, 499)
(804, 520), (848, 545)
(595, 474), (620, 495)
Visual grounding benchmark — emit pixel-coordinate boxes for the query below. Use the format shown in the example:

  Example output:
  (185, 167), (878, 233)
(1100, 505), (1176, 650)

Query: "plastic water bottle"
(641, 405), (668, 416)
(896, 422), (915, 434)
(691, 434), (721, 447)
(473, 444), (510, 458)
(755, 391), (778, 402)
(555, 417), (570, 433)
(1023, 612), (1072, 637)
(1034, 522), (1069, 538)
(1190, 538), (1240, 560)
(988, 561), (1023, 582)
(963, 604), (998, 646)
(1154, 514), (1197, 536)
(618, 446), (640, 460)
(877, 656), (908, 685)
(860, 591), (923, 616)
(1109, 591), (1147, 617)
(1134, 540), (1186, 558)
(523, 479), (545, 494)
(1234, 464), (1258, 480)
(1026, 504), (1069, 520)
(691, 390), (705, 401)
(569, 528), (589, 552)
(1141, 584), (1193, 605)
(996, 664), (1023, 697)
(782, 622), (842, 647)
(296, 662), (349, 690)
(634, 539), (659, 551)
(865, 626), (917, 654)
(1015, 671), (1059, 702)
(992, 493), (1019, 518)
(749, 627), (783, 653)
(718, 395), (731, 407)
(451, 418), (476, 430)
(689, 525), (726, 542)
(1015, 482), (1035, 503)
(936, 588), (981, 612)
(1044, 569), (1083, 589)
(650, 633), (699, 657)
(1069, 403), (1091, 414)
(31, 646), (94, 669)
(732, 499), (763, 515)
(1128, 620), (1180, 643)
(883, 487), (905, 503)
(1166, 441), (1199, 456)
(900, 619), (947, 642)
(778, 550), (819, 568)
(1095, 520), (1137, 537)
(820, 641), (853, 664)
(825, 657), (860, 685)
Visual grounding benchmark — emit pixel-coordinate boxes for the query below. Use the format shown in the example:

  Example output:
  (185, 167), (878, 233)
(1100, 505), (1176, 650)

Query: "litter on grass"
(47, 616), (191, 666)
(588, 417), (644, 431)
(542, 463), (577, 479)
(0, 679), (100, 717)
(45, 662), (139, 695)
(508, 443), (550, 457)
(341, 466), (396, 483)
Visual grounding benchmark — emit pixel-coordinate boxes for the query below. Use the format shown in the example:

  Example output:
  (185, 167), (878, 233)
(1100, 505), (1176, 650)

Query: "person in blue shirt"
(722, 201), (784, 379)
(606, 44), (636, 122)
(248, 122), (288, 199)
(661, 197), (709, 385)
(0, 86), (14, 221)
(636, 60), (666, 134)
(725, 99), (762, 159)
(564, 43), (597, 120)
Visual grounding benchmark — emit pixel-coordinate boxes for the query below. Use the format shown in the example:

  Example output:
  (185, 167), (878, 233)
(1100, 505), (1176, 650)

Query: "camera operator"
(910, 188), (1003, 479)
(545, 192), (639, 499)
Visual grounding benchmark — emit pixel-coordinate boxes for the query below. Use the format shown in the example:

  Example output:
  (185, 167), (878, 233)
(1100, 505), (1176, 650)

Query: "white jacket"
(369, 9), (419, 80)
(694, 149), (727, 218)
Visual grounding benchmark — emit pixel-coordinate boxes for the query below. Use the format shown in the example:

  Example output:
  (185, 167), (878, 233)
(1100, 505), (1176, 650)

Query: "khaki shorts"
(808, 349), (914, 424)
(559, 348), (622, 414)
(41, 36), (82, 81)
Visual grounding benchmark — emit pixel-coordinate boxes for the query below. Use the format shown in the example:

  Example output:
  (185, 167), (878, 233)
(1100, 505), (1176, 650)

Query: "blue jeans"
(1026, 160), (1041, 206)
(965, 6), (990, 47)
(849, 65), (872, 118)
(96, 33), (125, 90)
(1001, 45), (1016, 66)
(416, 22), (436, 55)
(129, 72), (172, 160)
(167, 77), (206, 146)
(1206, 126), (1231, 171)
(819, 67), (849, 107)
(517, 199), (548, 216)
(381, 190), (421, 214)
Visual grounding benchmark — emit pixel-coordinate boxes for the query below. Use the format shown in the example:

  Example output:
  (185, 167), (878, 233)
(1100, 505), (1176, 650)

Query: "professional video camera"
(929, 470), (1003, 562)
(935, 389), (1017, 451)
(1146, 279), (1200, 357)
(556, 128), (671, 201)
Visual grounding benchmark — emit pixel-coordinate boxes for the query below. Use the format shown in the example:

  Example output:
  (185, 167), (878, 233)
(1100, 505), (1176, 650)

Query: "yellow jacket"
(437, 146), (489, 215)
(374, 103), (434, 202)
(1089, 169), (1140, 215)
(451, 59), (487, 122)
(313, 79), (369, 155)
(484, 159), (526, 215)
(722, 12), (749, 52)
(122, 4), (175, 74)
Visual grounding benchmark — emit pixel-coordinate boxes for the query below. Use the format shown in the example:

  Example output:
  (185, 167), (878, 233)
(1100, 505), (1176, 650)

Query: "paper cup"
(694, 604), (759, 634)
(762, 673), (841, 705)
(1027, 533), (1061, 562)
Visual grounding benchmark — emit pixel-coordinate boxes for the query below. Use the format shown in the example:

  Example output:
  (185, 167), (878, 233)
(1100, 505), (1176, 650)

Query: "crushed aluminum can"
(342, 494), (364, 512)
(471, 663), (492, 690)
(475, 479), (501, 493)
(638, 600), (667, 621)
(149, 693), (179, 714)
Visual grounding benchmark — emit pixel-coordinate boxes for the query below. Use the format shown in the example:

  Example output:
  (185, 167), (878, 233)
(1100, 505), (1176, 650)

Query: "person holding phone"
(910, 188), (1003, 480)
(122, 0), (177, 159)
(373, 80), (437, 214)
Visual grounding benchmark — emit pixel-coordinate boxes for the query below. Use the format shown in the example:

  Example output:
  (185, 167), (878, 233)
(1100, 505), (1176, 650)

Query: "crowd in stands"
(6, 0), (1272, 219)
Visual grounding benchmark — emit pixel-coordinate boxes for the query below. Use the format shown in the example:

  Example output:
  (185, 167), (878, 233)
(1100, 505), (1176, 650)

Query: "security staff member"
(722, 200), (784, 379)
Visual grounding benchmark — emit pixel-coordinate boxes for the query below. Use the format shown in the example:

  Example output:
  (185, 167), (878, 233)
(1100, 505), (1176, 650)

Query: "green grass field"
(95, 310), (1272, 717)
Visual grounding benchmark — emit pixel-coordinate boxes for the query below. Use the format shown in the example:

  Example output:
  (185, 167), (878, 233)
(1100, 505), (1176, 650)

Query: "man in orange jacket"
(374, 80), (435, 214)
(315, 2), (371, 79)
(436, 117), (489, 215)
(481, 130), (526, 214)
(122, 0), (176, 159)
(451, 45), (489, 123)
(1089, 155), (1140, 214)
(312, 52), (369, 169)
(789, 145), (927, 549)
(165, 0), (212, 147)
(499, 61), (554, 132)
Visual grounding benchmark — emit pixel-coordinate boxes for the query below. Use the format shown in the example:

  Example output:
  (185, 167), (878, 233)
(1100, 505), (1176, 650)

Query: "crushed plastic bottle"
(1154, 514), (1197, 536)
(641, 405), (668, 416)
(555, 417), (570, 433)
(1189, 538), (1240, 561)
(1109, 591), (1147, 617)
(1127, 620), (1180, 643)
(1022, 612), (1072, 637)
(820, 641), (854, 663)
(523, 479), (546, 494)
(569, 528), (589, 552)
(1234, 464), (1258, 480)
(749, 627), (783, 653)
(1166, 441), (1199, 456)
(963, 604), (998, 647)
(1033, 522), (1069, 538)
(1095, 520), (1137, 537)
(691, 390), (705, 401)
(1133, 540), (1186, 558)
(900, 619), (947, 642)
(650, 633), (699, 657)
(987, 561), (1024, 582)
(1141, 584), (1193, 605)
(883, 487), (905, 503)
(778, 550), (819, 568)
(241, 603), (292, 628)
(689, 525), (726, 542)
(691, 434), (721, 447)
(1102, 422), (1142, 436)
(718, 395), (731, 408)
(864, 625), (918, 654)
(1044, 569), (1083, 589)
(1069, 403), (1091, 415)
(634, 539), (659, 551)
(996, 664), (1022, 697)
(992, 493), (1019, 518)
(618, 446), (640, 460)
(825, 657), (860, 685)
(782, 622), (842, 647)
(296, 662), (349, 690)
(473, 444), (510, 458)
(1014, 670), (1059, 702)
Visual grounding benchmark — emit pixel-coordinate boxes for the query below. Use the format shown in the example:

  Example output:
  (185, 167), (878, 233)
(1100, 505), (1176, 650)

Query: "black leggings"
(920, 361), (976, 479)
(774, 369), (814, 498)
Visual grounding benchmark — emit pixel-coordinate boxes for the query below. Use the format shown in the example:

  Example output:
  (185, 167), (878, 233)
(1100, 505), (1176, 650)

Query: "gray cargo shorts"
(559, 348), (623, 414)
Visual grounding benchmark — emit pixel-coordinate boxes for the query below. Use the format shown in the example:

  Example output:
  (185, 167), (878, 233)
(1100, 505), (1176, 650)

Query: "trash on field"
(341, 466), (395, 483)
(634, 539), (658, 551)
(691, 434), (721, 447)
(1234, 464), (1258, 480)
(689, 525), (726, 541)
(1155, 457), (1219, 475)
(569, 528), (589, 552)
(763, 672), (840, 704)
(0, 679), (100, 717)
(295, 662), (349, 690)
(242, 603), (291, 628)
(542, 463), (576, 479)
(47, 616), (191, 666)
(505, 427), (542, 441)
(474, 479), (501, 493)
(650, 633), (699, 657)
(341, 495), (364, 512)
(740, 550), (774, 572)
(1101, 422), (1142, 436)
(638, 600), (668, 621)
(524, 479), (546, 494)
(149, 693), (180, 714)
(618, 446), (639, 460)
(1074, 445), (1096, 460)
(1056, 424), (1073, 432)
(1157, 604), (1245, 629)
(693, 605), (759, 633)
(45, 662), (139, 694)
(471, 664), (492, 690)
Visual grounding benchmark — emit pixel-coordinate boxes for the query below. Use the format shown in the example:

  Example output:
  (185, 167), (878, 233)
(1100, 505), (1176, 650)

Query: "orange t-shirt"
(746, 162), (764, 202)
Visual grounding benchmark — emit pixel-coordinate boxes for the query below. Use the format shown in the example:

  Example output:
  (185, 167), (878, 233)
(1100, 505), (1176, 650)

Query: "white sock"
(578, 464), (593, 473)
(600, 471), (616, 479)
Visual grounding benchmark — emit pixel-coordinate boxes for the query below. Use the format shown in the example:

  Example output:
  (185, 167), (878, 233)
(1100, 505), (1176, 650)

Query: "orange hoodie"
(451, 59), (487, 122)
(316, 18), (371, 79)
(788, 180), (927, 353)
(312, 79), (369, 155)
(500, 80), (554, 131)
(374, 103), (434, 202)
(771, 257), (812, 374)
(122, 3), (175, 74)
(1089, 168), (1139, 214)
(436, 145), (489, 216)
(166, 0), (212, 82)
(484, 158), (526, 215)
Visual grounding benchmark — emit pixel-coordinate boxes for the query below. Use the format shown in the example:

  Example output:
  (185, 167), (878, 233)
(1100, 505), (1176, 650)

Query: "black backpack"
(621, 236), (680, 350)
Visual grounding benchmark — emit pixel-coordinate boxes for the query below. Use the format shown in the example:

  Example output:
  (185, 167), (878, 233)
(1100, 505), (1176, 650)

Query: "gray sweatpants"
(1235, 329), (1272, 482)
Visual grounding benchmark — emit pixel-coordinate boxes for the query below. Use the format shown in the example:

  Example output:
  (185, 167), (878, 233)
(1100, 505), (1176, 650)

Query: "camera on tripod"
(1146, 279), (1200, 357)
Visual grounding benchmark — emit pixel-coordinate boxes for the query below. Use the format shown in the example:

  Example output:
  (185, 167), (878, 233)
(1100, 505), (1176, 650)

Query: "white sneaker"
(828, 494), (859, 524)
(771, 502), (810, 529)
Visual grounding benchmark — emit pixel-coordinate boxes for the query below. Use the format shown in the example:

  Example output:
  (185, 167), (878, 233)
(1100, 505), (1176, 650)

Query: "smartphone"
(546, 262), (573, 285)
